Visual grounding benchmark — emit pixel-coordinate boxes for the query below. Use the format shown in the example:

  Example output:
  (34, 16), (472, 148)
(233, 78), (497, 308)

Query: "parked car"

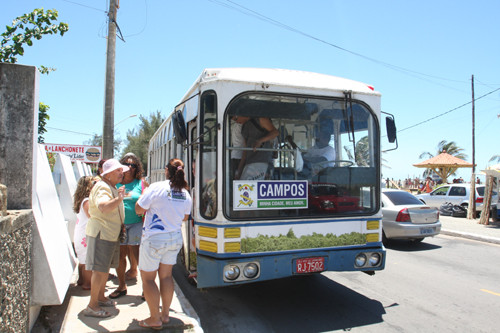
(308, 183), (360, 213)
(381, 189), (441, 243)
(416, 184), (498, 214)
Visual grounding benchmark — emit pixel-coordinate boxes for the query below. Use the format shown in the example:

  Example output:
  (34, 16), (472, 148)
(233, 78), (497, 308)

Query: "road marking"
(481, 289), (500, 296)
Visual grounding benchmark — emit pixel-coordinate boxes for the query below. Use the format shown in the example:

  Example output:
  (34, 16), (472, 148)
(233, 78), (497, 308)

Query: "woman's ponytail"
(166, 158), (188, 191)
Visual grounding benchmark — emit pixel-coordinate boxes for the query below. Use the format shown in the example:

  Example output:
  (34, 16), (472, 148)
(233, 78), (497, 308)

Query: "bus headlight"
(243, 263), (259, 278)
(354, 253), (367, 267)
(369, 253), (381, 266)
(223, 265), (240, 280)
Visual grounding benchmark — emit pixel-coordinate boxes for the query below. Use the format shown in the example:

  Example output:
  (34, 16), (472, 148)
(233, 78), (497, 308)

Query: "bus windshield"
(224, 92), (379, 220)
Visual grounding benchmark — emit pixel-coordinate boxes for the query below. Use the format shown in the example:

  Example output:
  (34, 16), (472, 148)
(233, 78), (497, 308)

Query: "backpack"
(439, 202), (453, 216)
(451, 205), (467, 218)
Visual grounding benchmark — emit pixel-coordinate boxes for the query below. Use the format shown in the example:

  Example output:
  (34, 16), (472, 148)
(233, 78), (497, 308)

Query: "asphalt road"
(174, 234), (500, 333)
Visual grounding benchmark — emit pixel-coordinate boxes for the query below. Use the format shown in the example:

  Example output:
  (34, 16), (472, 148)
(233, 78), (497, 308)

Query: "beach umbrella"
(413, 151), (473, 183)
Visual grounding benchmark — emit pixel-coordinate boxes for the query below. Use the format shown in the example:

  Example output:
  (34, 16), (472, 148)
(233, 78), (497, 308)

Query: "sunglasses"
(124, 163), (137, 169)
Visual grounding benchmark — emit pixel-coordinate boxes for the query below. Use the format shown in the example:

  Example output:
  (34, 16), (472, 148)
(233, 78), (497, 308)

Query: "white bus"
(148, 68), (397, 288)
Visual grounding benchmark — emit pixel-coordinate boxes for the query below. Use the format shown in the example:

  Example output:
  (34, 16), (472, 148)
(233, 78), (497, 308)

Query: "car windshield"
(384, 191), (423, 206)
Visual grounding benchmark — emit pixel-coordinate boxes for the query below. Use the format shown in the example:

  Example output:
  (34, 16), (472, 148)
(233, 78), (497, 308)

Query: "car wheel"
(382, 231), (389, 246)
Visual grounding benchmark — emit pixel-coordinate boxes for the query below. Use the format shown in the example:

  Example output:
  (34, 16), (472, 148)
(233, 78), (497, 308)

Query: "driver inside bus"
(303, 129), (335, 166)
(287, 126), (336, 177)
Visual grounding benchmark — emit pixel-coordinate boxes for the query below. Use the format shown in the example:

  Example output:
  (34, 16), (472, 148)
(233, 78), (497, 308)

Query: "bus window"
(225, 93), (378, 220)
(200, 91), (217, 219)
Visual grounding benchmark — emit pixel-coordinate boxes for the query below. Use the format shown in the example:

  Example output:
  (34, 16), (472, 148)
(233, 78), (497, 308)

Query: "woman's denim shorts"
(138, 231), (183, 272)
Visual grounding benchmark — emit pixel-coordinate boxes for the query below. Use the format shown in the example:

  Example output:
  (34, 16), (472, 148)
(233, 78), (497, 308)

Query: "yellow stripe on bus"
(198, 226), (217, 238)
(224, 228), (241, 238)
(199, 240), (218, 252)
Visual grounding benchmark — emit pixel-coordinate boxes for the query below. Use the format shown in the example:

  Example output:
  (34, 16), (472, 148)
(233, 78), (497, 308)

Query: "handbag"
(119, 223), (126, 243)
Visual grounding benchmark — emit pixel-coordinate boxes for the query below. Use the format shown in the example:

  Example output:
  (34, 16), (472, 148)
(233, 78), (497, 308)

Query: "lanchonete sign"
(44, 143), (102, 163)
(233, 180), (308, 210)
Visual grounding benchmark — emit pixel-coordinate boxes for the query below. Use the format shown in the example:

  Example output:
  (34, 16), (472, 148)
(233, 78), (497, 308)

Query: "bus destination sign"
(233, 180), (308, 210)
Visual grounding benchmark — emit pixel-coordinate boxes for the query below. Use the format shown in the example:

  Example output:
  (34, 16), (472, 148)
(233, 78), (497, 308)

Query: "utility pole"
(102, 0), (119, 159)
(467, 74), (476, 219)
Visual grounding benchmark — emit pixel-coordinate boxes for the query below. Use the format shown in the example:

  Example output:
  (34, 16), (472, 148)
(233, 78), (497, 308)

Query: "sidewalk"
(439, 214), (500, 245)
(33, 271), (203, 332)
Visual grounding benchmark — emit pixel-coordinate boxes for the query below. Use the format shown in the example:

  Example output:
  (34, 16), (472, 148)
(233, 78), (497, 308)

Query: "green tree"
(121, 111), (165, 172)
(1, 8), (68, 63)
(38, 102), (50, 143)
(418, 140), (468, 180)
(1, 8), (68, 142)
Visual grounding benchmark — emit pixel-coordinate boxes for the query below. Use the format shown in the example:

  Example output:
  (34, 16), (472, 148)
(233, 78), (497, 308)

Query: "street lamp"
(115, 114), (137, 127)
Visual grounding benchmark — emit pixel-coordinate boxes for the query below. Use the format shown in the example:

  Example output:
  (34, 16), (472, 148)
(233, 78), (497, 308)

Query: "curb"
(440, 228), (500, 245)
(173, 281), (203, 332)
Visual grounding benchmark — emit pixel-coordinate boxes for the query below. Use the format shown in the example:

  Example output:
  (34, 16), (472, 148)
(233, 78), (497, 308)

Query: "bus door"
(181, 118), (198, 275)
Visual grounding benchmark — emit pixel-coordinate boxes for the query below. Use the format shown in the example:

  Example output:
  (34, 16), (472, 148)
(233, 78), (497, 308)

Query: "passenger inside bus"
(233, 116), (279, 180)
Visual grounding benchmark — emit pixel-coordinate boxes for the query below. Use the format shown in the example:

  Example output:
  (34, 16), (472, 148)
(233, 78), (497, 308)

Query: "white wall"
(53, 154), (78, 242)
(31, 144), (76, 306)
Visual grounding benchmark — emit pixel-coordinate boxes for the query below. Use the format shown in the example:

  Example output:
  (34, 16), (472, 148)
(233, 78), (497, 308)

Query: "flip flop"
(109, 289), (127, 299)
(83, 306), (111, 318)
(138, 319), (163, 330)
(98, 299), (116, 307)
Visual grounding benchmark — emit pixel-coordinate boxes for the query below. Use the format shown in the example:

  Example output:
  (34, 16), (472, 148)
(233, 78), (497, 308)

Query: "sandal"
(98, 299), (116, 307)
(83, 306), (111, 318)
(109, 289), (127, 299)
(138, 319), (163, 330)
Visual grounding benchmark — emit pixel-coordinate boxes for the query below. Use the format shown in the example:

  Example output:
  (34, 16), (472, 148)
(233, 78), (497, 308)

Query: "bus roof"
(192, 68), (380, 96)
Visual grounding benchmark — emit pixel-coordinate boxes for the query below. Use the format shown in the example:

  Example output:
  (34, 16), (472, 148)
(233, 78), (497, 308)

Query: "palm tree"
(418, 140), (467, 179)
(489, 155), (500, 164)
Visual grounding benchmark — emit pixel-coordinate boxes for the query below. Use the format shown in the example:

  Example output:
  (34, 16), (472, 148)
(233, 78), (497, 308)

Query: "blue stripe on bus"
(196, 246), (386, 288)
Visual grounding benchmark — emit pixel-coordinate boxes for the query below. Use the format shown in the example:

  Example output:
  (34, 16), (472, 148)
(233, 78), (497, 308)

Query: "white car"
(382, 189), (441, 243)
(416, 184), (498, 214)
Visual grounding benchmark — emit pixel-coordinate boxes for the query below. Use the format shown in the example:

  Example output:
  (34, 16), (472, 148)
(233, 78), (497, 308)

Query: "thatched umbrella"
(413, 151), (473, 183)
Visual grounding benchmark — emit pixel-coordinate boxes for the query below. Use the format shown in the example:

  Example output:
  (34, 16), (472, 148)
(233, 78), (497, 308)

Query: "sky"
(2, 0), (499, 181)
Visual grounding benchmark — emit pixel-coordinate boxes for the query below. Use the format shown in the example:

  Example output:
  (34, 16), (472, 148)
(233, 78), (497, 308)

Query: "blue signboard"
(233, 180), (308, 210)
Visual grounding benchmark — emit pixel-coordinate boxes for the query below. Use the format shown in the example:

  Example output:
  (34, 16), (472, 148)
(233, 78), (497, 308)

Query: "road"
(174, 234), (500, 332)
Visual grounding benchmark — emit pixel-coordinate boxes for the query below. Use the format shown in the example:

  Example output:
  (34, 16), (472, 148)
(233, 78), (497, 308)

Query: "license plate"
(296, 257), (325, 274)
(420, 227), (434, 235)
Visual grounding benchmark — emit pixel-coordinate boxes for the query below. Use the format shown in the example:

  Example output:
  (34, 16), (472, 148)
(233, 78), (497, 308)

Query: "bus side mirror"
(172, 110), (187, 142)
(386, 117), (397, 143)
(381, 111), (398, 152)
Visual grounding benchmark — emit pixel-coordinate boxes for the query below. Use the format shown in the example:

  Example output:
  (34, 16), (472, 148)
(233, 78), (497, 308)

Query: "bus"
(148, 68), (397, 288)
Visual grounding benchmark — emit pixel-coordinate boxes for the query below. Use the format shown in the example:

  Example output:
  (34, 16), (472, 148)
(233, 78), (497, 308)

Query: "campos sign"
(44, 143), (102, 163)
(233, 180), (308, 210)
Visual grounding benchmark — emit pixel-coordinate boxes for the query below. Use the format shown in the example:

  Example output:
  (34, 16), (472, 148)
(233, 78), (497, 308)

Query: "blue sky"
(2, 0), (499, 181)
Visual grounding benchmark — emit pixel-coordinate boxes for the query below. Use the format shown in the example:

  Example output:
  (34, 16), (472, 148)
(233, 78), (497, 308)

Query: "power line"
(47, 126), (94, 136)
(397, 87), (500, 133)
(208, 0), (468, 89)
(62, 0), (106, 13)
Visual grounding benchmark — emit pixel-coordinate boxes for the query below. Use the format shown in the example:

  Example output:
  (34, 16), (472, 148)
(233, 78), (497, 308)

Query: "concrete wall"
(0, 209), (34, 333)
(0, 63), (76, 332)
(0, 63), (39, 210)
